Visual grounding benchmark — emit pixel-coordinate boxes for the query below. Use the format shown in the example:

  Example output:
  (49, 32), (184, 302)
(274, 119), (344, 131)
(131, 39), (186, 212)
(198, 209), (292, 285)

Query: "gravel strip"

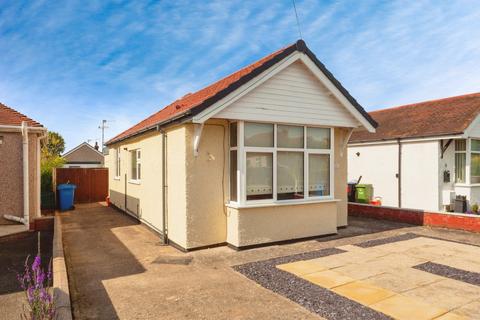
(413, 262), (480, 286)
(234, 248), (392, 320)
(353, 233), (420, 248)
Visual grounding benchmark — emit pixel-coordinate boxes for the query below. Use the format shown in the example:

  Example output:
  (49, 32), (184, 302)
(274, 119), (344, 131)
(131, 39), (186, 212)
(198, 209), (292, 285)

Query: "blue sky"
(1, 0), (480, 150)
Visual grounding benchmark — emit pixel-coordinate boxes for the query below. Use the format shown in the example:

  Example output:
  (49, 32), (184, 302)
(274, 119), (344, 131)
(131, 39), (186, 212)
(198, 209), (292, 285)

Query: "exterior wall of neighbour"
(348, 140), (442, 211)
(401, 141), (439, 211)
(348, 143), (399, 207)
(0, 131), (40, 223)
(439, 140), (455, 208)
(226, 202), (338, 248)
(215, 61), (360, 128)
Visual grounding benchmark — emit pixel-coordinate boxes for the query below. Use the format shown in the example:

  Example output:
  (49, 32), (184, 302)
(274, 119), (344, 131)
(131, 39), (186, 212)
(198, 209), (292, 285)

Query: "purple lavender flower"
(17, 254), (55, 319)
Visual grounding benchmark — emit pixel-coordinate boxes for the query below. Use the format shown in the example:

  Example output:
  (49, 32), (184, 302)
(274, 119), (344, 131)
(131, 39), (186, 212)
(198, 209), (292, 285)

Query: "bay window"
(229, 121), (333, 205)
(454, 138), (480, 184)
(455, 140), (466, 183)
(471, 139), (480, 183)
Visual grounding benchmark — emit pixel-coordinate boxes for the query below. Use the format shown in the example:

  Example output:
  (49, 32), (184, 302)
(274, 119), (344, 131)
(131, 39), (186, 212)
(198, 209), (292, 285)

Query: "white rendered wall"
(348, 143), (399, 207)
(401, 141), (439, 211)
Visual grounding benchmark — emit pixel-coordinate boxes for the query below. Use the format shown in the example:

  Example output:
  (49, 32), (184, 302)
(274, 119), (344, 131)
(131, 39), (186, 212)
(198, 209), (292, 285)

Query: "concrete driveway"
(60, 203), (480, 320)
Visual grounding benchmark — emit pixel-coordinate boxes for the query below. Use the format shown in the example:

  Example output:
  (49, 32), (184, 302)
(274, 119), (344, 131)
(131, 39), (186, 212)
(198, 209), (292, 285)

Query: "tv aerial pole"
(98, 120), (109, 150)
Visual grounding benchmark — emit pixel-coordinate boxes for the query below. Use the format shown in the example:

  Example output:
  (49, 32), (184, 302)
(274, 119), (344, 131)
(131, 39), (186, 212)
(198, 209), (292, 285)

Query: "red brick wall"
(349, 203), (480, 233)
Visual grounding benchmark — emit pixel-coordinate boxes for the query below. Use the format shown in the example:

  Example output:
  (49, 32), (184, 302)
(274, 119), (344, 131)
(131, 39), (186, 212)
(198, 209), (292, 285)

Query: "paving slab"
(371, 294), (447, 320)
(332, 281), (395, 306)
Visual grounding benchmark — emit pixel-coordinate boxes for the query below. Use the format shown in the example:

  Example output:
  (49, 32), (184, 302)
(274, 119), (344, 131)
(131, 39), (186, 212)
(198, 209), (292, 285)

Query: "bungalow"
(0, 103), (47, 228)
(62, 142), (104, 168)
(348, 92), (480, 212)
(105, 40), (377, 251)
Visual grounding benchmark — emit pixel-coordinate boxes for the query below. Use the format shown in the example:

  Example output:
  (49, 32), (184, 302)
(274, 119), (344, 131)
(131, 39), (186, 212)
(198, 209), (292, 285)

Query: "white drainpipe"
(2, 121), (45, 228)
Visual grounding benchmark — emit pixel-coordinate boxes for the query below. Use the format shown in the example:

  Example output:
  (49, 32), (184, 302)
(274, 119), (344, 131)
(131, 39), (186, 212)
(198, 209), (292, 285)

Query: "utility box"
(355, 184), (373, 204)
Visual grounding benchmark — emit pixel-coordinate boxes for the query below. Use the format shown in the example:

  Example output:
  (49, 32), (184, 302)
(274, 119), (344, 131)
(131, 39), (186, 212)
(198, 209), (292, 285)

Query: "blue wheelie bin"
(57, 184), (76, 211)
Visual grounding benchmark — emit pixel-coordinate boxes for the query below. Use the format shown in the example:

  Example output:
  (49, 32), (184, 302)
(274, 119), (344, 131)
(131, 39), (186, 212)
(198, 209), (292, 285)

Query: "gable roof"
(350, 92), (480, 143)
(63, 142), (104, 158)
(0, 102), (43, 127)
(107, 40), (377, 145)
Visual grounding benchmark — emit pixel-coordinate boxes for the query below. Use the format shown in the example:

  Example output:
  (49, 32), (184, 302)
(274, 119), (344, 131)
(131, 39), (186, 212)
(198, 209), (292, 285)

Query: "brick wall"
(349, 203), (480, 233)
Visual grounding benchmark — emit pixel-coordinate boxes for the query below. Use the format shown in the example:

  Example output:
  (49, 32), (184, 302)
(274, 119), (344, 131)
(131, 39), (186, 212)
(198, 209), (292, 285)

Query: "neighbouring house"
(105, 40), (377, 251)
(348, 92), (480, 212)
(0, 103), (47, 228)
(62, 142), (104, 168)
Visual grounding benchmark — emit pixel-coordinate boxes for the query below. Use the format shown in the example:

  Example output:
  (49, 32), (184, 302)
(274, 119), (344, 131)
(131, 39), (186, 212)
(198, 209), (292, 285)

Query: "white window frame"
(129, 149), (141, 184)
(470, 138), (480, 184)
(455, 139), (468, 185)
(229, 121), (334, 207)
(114, 147), (121, 179)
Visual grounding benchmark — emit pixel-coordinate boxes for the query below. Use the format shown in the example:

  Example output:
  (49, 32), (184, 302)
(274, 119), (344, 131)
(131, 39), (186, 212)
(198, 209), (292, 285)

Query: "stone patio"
(260, 234), (480, 319)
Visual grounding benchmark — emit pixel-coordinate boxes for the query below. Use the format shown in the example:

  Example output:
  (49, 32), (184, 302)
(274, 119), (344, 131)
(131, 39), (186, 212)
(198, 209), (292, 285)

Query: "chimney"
(94, 141), (99, 151)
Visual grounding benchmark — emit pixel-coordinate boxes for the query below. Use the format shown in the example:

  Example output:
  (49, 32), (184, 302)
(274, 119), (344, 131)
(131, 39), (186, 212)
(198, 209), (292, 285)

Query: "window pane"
(472, 139), (480, 152)
(277, 125), (304, 148)
(455, 153), (466, 183)
(131, 151), (137, 180)
(309, 154), (330, 196)
(137, 150), (141, 159)
(472, 154), (480, 183)
(230, 150), (237, 202)
(230, 122), (237, 147)
(246, 152), (273, 200)
(244, 122), (274, 147)
(137, 163), (141, 180)
(455, 139), (466, 152)
(277, 152), (304, 200)
(307, 127), (330, 149)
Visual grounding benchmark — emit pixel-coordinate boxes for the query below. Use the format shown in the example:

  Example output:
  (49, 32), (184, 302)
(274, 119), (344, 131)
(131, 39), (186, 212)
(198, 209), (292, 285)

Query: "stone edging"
(53, 215), (73, 320)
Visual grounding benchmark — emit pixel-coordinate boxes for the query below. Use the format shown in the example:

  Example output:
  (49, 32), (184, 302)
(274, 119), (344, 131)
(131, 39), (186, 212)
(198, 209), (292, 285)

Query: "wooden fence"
(55, 168), (108, 203)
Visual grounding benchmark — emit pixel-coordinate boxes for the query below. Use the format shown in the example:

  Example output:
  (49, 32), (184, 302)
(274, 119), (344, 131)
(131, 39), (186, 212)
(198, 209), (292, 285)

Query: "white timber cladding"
(215, 61), (360, 128)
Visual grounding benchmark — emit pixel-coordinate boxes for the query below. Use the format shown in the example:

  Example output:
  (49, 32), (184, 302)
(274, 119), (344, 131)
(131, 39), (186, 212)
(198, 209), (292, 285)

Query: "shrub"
(472, 203), (479, 214)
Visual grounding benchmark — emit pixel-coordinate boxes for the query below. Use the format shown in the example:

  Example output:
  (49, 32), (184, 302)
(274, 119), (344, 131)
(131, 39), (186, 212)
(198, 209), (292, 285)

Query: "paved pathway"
(61, 203), (480, 319)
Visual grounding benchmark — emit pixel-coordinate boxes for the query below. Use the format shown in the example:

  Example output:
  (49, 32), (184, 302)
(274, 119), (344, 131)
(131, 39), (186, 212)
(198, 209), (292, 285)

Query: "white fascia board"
(192, 52), (302, 124)
(298, 55), (375, 133)
(348, 134), (465, 147)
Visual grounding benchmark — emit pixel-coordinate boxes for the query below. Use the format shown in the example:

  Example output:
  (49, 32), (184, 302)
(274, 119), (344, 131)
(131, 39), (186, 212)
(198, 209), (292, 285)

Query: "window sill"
(226, 198), (340, 209)
(113, 177), (120, 181)
(128, 180), (141, 185)
(455, 183), (480, 188)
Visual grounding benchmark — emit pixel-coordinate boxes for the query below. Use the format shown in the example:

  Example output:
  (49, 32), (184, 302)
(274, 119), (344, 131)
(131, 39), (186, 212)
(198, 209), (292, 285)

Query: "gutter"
(2, 122), (47, 227)
(106, 111), (192, 146)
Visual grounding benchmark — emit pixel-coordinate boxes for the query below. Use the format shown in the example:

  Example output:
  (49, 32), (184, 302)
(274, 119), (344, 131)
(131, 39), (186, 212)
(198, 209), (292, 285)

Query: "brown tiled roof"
(107, 40), (376, 145)
(0, 102), (43, 127)
(350, 92), (480, 143)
